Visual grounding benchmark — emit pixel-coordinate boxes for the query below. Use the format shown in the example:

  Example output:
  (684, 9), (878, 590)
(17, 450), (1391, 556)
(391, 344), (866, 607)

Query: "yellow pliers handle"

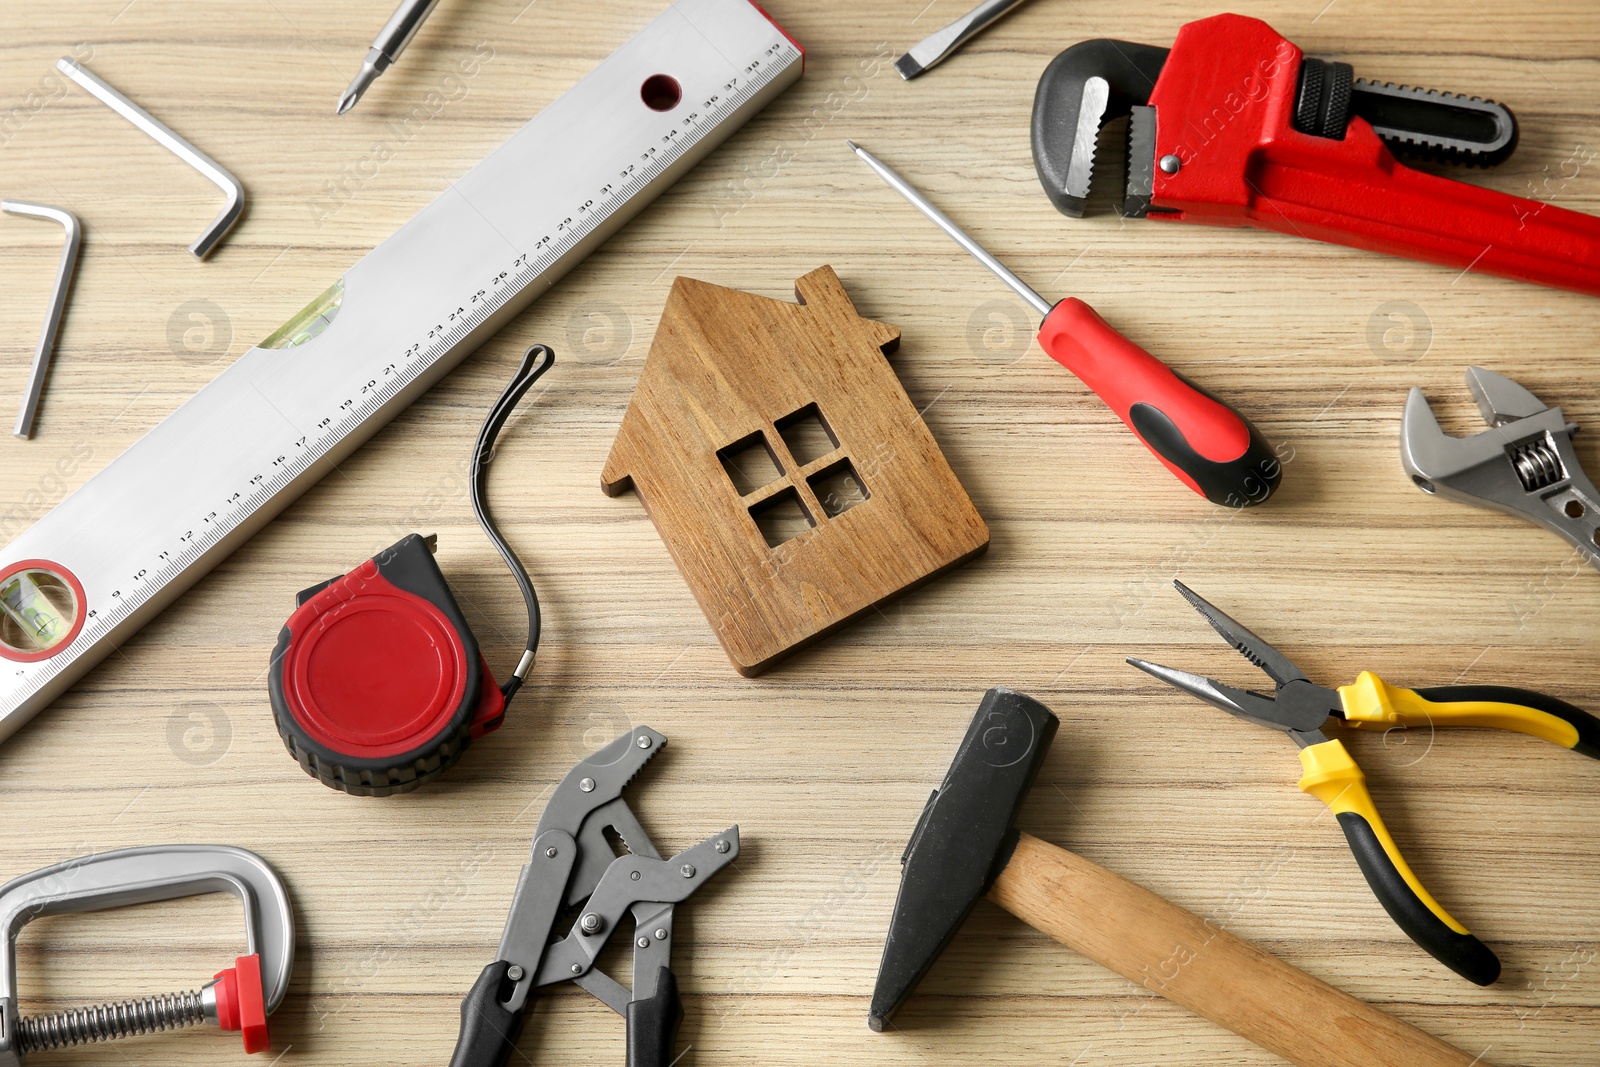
(1297, 739), (1500, 985)
(1298, 672), (1600, 985)
(1337, 671), (1600, 758)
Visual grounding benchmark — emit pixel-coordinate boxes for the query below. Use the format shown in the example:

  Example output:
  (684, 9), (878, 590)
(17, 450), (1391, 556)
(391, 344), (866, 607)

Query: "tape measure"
(0, 0), (803, 744)
(269, 347), (552, 796)
(269, 533), (502, 796)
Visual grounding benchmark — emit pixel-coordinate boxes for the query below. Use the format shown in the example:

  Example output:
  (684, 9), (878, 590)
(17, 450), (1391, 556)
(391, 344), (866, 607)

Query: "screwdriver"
(847, 141), (1281, 507)
(337, 0), (443, 115)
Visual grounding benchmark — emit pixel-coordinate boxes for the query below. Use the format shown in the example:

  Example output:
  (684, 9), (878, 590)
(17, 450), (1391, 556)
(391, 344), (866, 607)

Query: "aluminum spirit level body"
(0, 0), (802, 738)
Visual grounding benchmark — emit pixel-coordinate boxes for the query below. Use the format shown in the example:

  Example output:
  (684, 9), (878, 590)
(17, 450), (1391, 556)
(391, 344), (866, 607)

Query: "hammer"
(870, 688), (1488, 1067)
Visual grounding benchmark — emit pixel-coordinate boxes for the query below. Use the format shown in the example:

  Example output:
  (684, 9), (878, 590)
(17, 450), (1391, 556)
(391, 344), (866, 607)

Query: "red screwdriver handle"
(1037, 298), (1281, 506)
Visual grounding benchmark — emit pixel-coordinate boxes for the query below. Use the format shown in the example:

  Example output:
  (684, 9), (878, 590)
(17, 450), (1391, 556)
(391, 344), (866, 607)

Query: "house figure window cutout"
(601, 266), (990, 677)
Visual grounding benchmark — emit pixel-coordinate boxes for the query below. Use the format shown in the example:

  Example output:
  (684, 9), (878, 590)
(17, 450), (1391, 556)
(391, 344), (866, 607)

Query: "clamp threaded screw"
(18, 988), (206, 1052)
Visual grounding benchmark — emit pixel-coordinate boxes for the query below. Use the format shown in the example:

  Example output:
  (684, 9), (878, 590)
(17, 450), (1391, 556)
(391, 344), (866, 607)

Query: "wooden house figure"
(602, 266), (990, 676)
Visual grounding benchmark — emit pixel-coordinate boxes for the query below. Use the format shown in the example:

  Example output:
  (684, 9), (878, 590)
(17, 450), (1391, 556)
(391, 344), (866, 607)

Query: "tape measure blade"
(0, 0), (802, 737)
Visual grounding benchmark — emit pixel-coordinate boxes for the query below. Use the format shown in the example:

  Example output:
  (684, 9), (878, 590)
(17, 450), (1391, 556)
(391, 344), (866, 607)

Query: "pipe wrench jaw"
(1402, 368), (1600, 568)
(1030, 39), (1169, 217)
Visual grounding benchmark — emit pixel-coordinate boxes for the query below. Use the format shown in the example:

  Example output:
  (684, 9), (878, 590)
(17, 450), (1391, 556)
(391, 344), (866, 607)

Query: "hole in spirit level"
(641, 74), (682, 111)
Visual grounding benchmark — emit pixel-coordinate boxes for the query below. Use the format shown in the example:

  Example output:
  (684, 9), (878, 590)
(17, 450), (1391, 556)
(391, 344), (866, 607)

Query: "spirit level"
(0, 0), (803, 739)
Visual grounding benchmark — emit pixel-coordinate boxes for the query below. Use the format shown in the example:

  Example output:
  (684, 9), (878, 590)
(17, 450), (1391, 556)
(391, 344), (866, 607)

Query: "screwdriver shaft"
(847, 141), (1053, 317)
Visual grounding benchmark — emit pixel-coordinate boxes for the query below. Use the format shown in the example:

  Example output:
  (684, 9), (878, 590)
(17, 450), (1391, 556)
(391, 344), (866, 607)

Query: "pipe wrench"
(449, 727), (739, 1067)
(1403, 366), (1600, 570)
(1032, 14), (1600, 297)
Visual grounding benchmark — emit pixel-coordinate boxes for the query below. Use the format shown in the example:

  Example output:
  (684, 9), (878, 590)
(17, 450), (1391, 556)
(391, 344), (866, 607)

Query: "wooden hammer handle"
(988, 832), (1486, 1067)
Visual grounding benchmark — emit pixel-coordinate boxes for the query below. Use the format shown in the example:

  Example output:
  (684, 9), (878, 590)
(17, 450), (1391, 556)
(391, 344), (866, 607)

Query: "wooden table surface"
(2, 1), (1598, 1064)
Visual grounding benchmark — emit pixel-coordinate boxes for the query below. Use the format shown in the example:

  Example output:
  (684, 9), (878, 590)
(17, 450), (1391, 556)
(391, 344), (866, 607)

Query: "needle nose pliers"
(1128, 580), (1600, 986)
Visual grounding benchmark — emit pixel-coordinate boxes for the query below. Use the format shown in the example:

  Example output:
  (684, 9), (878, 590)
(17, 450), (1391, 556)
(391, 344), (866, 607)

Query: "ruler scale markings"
(0, 3), (802, 730)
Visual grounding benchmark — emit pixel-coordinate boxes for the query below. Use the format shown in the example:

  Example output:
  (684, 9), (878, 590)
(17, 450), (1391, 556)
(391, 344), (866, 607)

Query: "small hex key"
(56, 57), (244, 259)
(2, 201), (82, 439)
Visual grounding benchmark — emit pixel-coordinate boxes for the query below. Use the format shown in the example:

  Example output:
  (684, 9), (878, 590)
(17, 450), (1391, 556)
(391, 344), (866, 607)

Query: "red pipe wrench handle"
(1145, 14), (1600, 298)
(1037, 299), (1281, 506)
(1220, 120), (1600, 297)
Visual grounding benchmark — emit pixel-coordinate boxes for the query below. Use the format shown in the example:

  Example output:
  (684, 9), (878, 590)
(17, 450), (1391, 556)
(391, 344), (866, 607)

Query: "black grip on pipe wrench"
(448, 961), (527, 1067)
(626, 966), (684, 1067)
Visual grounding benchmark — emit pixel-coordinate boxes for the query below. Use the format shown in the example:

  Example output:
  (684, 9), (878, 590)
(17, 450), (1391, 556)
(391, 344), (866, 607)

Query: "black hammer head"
(868, 688), (1059, 1031)
(1030, 39), (1168, 218)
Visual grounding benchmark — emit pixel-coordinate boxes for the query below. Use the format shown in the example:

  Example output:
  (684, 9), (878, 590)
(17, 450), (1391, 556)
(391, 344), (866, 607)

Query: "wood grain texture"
(990, 831), (1481, 1067)
(601, 267), (988, 675)
(0, 1), (1597, 1065)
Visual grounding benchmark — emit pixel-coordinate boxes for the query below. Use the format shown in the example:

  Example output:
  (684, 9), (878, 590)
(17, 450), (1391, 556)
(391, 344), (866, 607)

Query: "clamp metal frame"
(0, 844), (294, 1066)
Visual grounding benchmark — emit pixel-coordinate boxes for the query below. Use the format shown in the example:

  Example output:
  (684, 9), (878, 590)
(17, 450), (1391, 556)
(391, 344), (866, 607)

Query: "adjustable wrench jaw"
(1403, 369), (1600, 569)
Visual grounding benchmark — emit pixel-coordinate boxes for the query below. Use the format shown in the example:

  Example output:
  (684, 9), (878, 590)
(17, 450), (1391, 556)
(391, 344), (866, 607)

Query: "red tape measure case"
(268, 533), (505, 796)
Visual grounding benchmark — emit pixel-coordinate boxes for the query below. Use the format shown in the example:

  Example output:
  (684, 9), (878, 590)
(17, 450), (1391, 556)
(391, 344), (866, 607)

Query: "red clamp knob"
(212, 953), (269, 1054)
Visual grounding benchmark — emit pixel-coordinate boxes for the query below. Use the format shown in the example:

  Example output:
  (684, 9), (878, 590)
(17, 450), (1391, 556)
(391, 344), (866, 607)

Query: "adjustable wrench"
(1032, 14), (1600, 297)
(1402, 366), (1600, 569)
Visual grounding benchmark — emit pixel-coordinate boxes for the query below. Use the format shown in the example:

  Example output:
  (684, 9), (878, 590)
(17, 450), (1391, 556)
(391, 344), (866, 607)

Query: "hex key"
(56, 57), (244, 259)
(2, 201), (82, 438)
